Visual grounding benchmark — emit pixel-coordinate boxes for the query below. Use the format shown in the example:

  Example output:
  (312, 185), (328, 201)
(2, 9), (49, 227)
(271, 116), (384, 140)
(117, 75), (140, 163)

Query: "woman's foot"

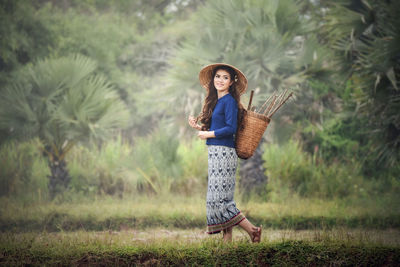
(238, 218), (261, 243)
(251, 226), (262, 243)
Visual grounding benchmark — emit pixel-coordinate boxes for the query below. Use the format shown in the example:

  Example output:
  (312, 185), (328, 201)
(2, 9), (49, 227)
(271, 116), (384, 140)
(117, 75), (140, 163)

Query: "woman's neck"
(217, 90), (229, 99)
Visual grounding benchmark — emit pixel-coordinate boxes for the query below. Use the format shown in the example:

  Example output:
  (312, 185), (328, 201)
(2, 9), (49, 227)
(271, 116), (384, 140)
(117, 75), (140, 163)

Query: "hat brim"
(199, 63), (248, 95)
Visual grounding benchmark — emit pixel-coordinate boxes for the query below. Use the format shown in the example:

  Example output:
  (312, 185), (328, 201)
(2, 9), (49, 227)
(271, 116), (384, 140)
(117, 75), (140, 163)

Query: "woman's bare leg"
(223, 226), (233, 242)
(238, 218), (262, 242)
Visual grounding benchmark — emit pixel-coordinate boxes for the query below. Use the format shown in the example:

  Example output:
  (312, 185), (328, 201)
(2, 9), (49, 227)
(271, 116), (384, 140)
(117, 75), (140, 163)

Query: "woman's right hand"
(188, 115), (201, 130)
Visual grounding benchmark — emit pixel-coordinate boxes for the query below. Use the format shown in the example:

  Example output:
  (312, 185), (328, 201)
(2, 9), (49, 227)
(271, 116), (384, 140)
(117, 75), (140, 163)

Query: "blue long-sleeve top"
(206, 93), (238, 148)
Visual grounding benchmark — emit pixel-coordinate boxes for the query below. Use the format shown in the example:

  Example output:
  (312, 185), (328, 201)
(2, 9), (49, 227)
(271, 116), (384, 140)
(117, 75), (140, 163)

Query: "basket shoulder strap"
(237, 108), (247, 131)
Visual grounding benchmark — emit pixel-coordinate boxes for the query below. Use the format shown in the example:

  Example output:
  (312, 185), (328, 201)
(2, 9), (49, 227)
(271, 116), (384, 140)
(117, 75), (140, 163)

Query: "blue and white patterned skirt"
(206, 145), (245, 234)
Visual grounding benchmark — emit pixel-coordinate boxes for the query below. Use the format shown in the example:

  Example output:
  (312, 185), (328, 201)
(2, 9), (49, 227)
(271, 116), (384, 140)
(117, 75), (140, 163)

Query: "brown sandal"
(251, 226), (262, 243)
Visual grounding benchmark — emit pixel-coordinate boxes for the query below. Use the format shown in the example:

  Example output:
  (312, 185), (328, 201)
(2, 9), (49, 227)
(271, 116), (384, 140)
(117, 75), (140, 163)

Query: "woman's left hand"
(198, 131), (215, 140)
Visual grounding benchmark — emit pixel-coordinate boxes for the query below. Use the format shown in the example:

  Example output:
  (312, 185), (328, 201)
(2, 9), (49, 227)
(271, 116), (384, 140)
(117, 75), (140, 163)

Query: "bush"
(0, 133), (208, 201)
(262, 140), (367, 200)
(0, 139), (49, 202)
(131, 130), (183, 195)
(66, 136), (137, 198)
(177, 138), (208, 195)
(67, 131), (205, 197)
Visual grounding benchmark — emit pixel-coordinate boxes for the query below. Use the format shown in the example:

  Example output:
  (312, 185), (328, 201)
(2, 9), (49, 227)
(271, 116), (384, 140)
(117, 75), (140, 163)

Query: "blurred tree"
(0, 55), (129, 198)
(0, 0), (201, 143)
(166, 0), (331, 135)
(33, 0), (202, 32)
(321, 0), (400, 168)
(165, 0), (331, 194)
(0, 0), (53, 85)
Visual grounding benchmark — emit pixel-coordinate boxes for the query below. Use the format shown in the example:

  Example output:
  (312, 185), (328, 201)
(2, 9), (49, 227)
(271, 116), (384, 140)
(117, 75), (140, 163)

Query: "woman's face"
(214, 69), (233, 93)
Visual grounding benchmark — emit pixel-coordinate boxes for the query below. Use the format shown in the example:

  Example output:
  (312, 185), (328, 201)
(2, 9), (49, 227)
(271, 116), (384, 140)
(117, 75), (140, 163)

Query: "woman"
(188, 63), (262, 243)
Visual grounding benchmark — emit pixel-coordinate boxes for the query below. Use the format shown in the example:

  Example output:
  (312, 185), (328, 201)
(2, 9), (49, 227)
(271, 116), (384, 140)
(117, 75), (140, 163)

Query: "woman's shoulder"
(219, 94), (238, 112)
(225, 93), (238, 105)
(221, 93), (235, 102)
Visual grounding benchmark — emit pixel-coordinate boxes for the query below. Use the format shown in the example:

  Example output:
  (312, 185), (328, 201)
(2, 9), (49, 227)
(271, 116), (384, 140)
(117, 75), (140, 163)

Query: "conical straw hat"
(198, 63), (248, 95)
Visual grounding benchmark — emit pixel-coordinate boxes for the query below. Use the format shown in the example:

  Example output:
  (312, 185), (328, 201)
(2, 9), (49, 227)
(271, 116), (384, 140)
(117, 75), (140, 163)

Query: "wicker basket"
(235, 109), (270, 160)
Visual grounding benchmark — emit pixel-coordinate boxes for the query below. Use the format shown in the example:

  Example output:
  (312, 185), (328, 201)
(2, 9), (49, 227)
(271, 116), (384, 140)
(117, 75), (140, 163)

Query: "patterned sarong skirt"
(206, 145), (245, 234)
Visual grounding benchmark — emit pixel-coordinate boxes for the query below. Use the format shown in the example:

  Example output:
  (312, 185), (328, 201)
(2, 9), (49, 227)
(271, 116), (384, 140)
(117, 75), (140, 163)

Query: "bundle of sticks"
(235, 89), (293, 159)
(246, 89), (293, 118)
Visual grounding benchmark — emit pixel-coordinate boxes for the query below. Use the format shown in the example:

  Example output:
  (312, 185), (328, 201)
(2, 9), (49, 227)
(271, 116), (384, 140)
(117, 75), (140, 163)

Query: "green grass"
(1, 193), (399, 265)
(1, 194), (399, 232)
(1, 230), (399, 266)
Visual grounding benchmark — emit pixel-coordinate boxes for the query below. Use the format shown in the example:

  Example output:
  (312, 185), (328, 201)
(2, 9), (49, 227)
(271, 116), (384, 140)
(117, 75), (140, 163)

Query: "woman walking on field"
(188, 63), (262, 243)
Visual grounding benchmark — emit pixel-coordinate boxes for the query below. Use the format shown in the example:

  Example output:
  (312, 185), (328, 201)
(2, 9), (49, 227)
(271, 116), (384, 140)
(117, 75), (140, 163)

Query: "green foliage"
(277, 77), (397, 179)
(272, 78), (345, 146)
(321, 0), (400, 168)
(0, 54), (129, 197)
(33, 0), (200, 136)
(0, 134), (207, 201)
(0, 135), (177, 200)
(177, 138), (208, 195)
(302, 116), (361, 162)
(51, 0), (195, 31)
(0, 54), (129, 149)
(39, 6), (137, 82)
(0, 0), (194, 140)
(1, 134), (395, 203)
(66, 137), (134, 198)
(66, 134), (206, 197)
(0, 0), (53, 84)
(131, 129), (183, 194)
(263, 140), (368, 200)
(0, 139), (49, 201)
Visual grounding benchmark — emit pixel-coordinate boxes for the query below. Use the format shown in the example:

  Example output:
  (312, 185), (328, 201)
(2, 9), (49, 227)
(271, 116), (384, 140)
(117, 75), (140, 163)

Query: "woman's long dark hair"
(197, 66), (244, 131)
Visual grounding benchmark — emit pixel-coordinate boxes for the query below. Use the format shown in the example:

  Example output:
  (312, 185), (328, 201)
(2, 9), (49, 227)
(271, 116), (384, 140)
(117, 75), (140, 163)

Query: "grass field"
(1, 229), (399, 266)
(1, 194), (399, 232)
(1, 194), (399, 265)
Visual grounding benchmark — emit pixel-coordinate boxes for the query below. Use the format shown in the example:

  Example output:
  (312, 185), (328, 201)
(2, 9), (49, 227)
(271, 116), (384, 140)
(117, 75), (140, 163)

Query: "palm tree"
(321, 0), (400, 167)
(167, 0), (328, 113)
(165, 0), (327, 193)
(0, 55), (129, 198)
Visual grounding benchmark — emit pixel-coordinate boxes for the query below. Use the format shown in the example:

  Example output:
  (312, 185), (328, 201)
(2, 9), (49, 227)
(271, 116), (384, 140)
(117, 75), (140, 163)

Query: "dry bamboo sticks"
(263, 94), (277, 116)
(258, 94), (274, 114)
(246, 89), (293, 119)
(268, 92), (293, 118)
(268, 89), (288, 117)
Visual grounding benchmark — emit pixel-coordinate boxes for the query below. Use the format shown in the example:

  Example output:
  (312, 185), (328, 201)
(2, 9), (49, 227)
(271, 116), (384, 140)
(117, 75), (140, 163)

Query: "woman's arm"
(198, 130), (215, 140)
